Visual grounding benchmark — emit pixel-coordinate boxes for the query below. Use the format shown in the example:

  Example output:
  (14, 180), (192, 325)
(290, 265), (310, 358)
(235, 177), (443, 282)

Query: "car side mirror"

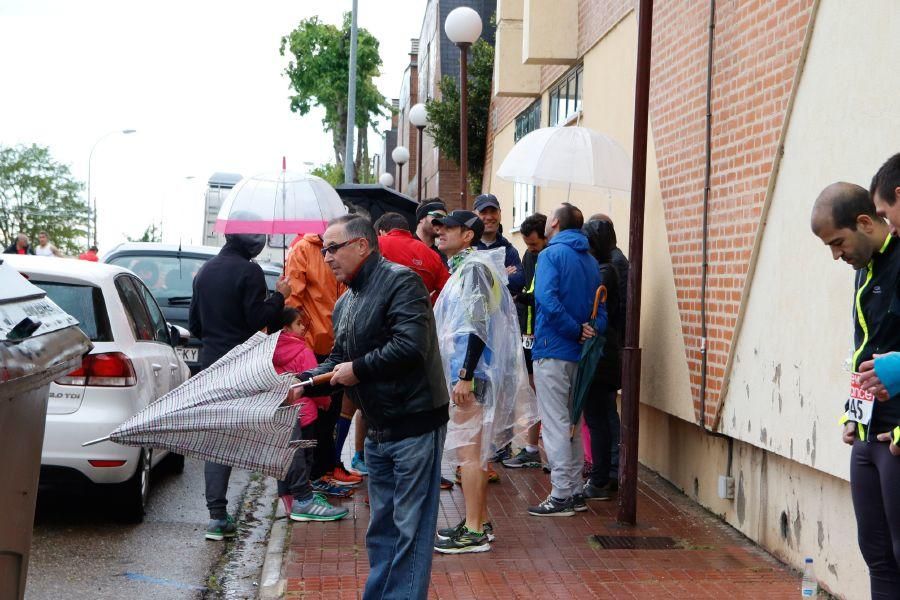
(168, 323), (190, 347)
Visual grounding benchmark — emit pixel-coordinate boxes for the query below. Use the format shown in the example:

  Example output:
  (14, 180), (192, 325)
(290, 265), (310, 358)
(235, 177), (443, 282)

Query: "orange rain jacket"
(284, 234), (346, 356)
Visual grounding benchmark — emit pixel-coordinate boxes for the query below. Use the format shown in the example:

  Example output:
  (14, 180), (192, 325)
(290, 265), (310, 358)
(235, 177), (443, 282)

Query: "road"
(25, 457), (254, 600)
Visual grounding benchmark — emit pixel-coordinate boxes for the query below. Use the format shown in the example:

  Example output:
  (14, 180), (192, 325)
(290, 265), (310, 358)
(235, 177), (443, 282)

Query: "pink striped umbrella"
(214, 171), (347, 235)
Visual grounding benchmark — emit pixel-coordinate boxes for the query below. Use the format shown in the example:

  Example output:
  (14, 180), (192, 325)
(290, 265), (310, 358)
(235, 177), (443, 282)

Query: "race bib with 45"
(846, 372), (875, 426)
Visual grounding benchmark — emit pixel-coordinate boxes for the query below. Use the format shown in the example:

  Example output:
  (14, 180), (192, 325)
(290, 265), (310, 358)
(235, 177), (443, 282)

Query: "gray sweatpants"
(534, 357), (583, 499)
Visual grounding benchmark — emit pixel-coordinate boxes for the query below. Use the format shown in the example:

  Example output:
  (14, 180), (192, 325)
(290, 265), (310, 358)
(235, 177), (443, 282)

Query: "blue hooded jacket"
(533, 229), (605, 362)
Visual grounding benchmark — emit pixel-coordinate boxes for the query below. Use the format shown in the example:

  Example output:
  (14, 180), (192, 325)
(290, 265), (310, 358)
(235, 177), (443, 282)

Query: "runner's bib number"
(522, 335), (534, 350)
(846, 372), (875, 426)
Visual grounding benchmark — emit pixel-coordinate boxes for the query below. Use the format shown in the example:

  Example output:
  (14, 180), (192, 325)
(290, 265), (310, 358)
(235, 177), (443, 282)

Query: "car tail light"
(89, 459), (127, 467)
(55, 352), (136, 387)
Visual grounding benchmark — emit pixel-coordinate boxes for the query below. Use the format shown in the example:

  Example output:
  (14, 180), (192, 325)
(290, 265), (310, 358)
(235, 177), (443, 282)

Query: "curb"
(259, 511), (289, 599)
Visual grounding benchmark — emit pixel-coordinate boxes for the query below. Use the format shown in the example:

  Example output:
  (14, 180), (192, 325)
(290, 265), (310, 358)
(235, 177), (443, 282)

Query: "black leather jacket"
(301, 253), (449, 441)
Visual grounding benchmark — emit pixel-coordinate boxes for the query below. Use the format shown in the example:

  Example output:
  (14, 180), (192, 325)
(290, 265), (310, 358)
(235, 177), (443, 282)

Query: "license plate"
(178, 347), (199, 363)
(846, 372), (874, 426)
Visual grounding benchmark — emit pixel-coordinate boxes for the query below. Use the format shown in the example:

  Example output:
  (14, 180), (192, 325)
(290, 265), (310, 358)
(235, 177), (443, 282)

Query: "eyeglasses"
(320, 237), (363, 257)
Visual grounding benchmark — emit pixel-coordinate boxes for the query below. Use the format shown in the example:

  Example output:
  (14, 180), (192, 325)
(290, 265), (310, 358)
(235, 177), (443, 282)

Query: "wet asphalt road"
(25, 457), (251, 600)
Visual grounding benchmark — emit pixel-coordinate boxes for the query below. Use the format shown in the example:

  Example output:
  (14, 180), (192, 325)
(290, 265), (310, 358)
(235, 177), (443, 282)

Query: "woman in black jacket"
(581, 219), (623, 500)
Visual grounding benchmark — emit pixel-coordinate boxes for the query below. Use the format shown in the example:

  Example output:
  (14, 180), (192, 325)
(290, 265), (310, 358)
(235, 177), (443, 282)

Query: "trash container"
(0, 259), (92, 600)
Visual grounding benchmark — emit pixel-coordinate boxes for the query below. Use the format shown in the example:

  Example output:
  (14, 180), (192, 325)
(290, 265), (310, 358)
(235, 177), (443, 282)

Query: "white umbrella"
(214, 171), (347, 235)
(497, 126), (631, 195)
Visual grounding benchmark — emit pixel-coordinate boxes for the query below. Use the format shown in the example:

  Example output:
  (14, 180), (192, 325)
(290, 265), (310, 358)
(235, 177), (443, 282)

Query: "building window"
(515, 100), (541, 142)
(513, 182), (536, 230)
(548, 65), (584, 126)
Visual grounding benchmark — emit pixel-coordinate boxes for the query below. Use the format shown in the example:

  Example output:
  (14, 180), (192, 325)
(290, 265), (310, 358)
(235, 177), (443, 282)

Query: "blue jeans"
(363, 425), (446, 600)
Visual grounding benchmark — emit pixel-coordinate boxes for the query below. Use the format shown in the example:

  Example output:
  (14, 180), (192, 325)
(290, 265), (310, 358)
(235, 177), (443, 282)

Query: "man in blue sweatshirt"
(528, 203), (604, 517)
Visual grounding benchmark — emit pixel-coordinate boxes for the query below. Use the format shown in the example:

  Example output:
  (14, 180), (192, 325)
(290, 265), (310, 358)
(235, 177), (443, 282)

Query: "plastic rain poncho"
(433, 247), (540, 468)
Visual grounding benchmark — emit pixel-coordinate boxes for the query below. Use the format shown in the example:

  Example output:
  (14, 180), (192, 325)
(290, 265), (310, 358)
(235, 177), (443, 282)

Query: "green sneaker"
(502, 448), (542, 468)
(436, 519), (495, 542)
(290, 493), (349, 522)
(205, 515), (237, 541)
(434, 527), (491, 554)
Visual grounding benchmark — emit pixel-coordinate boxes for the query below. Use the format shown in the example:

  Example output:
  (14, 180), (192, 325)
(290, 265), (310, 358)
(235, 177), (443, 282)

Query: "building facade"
(386, 0), (496, 209)
(483, 1), (900, 597)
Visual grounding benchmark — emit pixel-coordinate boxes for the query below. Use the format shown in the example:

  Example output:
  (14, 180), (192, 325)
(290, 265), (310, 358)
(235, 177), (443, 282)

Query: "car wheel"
(118, 448), (151, 522)
(166, 452), (185, 474)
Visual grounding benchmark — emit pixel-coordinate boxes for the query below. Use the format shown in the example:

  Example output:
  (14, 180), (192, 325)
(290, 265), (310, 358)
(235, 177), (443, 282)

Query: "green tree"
(127, 223), (162, 243)
(0, 144), (88, 255)
(280, 14), (388, 182)
(425, 39), (494, 196)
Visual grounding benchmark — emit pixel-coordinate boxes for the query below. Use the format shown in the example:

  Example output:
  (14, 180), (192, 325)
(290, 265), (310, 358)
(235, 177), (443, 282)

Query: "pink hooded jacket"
(273, 331), (330, 428)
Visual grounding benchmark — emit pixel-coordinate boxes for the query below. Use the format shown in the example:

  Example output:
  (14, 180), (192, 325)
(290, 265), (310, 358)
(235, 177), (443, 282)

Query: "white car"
(3, 255), (191, 521)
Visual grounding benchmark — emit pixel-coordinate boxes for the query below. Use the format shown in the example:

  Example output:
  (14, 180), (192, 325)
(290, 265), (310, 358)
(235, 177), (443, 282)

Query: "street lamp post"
(445, 7), (482, 210)
(87, 129), (136, 247)
(409, 103), (428, 201)
(392, 146), (409, 194)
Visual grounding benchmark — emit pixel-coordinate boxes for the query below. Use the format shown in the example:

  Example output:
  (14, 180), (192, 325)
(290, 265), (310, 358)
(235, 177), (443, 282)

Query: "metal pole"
(416, 126), (424, 201)
(343, 0), (359, 184)
(618, 0), (654, 526)
(458, 42), (470, 210)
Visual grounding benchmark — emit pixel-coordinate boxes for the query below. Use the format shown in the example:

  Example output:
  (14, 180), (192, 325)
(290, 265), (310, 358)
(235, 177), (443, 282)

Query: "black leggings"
(311, 391), (342, 480)
(583, 382), (618, 487)
(851, 440), (900, 600)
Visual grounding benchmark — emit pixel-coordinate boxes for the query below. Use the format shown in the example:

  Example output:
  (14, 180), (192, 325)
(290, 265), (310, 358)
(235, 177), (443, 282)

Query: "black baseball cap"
(432, 210), (485, 239)
(416, 200), (447, 222)
(473, 193), (500, 212)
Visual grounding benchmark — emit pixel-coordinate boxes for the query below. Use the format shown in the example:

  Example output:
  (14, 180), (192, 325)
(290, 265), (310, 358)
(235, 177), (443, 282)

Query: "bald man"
(811, 181), (900, 599)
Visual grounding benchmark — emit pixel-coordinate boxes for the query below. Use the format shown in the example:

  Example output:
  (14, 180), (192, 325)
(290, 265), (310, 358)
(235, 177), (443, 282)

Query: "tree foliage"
(0, 144), (88, 255)
(280, 14), (388, 181)
(127, 223), (161, 243)
(425, 39), (494, 195)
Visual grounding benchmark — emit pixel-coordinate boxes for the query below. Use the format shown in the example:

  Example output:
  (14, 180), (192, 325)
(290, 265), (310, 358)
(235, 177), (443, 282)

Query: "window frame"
(548, 64), (584, 127)
(115, 275), (160, 344)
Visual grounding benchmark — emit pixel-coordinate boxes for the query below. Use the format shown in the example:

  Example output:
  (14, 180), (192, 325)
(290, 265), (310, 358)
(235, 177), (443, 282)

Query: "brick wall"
(649, 0), (815, 425)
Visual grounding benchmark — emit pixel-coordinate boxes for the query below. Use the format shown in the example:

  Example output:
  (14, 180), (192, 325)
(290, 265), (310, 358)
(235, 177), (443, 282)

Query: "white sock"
(526, 445), (539, 454)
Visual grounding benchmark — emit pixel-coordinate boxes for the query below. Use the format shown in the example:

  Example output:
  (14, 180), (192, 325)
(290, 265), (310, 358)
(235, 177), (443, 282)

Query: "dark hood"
(582, 220), (615, 264)
(223, 233), (267, 259)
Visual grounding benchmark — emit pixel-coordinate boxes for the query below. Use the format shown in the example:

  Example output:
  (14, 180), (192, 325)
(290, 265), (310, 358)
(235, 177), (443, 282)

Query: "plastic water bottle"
(801, 558), (818, 597)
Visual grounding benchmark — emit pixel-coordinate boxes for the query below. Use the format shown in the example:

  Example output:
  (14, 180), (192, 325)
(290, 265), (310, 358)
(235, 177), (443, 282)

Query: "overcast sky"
(0, 0), (423, 249)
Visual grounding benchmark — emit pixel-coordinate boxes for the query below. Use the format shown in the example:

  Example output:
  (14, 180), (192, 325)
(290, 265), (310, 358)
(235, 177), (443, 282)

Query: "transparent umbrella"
(497, 126), (631, 197)
(214, 171), (347, 236)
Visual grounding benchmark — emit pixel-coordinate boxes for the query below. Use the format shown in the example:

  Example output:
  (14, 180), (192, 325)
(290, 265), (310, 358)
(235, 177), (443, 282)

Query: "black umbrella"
(336, 184), (419, 231)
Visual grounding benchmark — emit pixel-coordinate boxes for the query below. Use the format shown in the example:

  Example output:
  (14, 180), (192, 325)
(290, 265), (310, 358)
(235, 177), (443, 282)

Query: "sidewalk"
(279, 461), (801, 599)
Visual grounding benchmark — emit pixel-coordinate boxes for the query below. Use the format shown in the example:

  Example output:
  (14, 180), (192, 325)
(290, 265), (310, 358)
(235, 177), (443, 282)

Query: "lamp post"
(409, 103), (428, 201)
(88, 128), (136, 247)
(379, 173), (394, 188)
(444, 7), (482, 209)
(392, 146), (409, 194)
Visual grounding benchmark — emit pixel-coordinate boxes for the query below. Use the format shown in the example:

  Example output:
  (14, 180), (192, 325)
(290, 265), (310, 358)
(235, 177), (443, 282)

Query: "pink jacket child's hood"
(273, 331), (330, 428)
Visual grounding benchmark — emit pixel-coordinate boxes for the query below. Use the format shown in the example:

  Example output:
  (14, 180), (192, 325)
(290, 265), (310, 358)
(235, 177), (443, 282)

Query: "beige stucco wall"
(719, 0), (900, 483)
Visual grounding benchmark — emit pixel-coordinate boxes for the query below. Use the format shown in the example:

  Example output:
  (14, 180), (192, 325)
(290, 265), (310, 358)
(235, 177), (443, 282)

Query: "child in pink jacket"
(272, 307), (348, 522)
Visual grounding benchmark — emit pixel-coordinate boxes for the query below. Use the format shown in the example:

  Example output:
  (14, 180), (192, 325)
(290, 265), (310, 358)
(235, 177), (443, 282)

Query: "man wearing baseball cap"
(430, 210), (539, 553)
(473, 194), (525, 297)
(415, 198), (449, 265)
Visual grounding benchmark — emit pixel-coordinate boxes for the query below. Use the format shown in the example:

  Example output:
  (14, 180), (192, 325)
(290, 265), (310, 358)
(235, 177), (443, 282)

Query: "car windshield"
(33, 281), (112, 342)
(107, 255), (208, 304)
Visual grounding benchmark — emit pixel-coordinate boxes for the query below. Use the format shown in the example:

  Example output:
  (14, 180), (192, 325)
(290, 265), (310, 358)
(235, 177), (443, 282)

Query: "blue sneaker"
(312, 477), (354, 498)
(349, 452), (368, 476)
(205, 514), (236, 541)
(290, 493), (349, 522)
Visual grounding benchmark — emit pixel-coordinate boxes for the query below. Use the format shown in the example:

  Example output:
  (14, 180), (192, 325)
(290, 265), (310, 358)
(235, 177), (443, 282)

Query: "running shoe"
(290, 493), (349, 522)
(205, 514), (237, 541)
(437, 519), (495, 542)
(433, 527), (491, 554)
(502, 448), (542, 468)
(312, 477), (354, 498)
(349, 452), (368, 476)
(329, 465), (362, 487)
(527, 495), (575, 517)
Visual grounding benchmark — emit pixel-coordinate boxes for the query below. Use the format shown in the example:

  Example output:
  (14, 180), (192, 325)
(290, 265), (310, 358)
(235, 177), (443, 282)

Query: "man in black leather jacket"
(298, 214), (448, 600)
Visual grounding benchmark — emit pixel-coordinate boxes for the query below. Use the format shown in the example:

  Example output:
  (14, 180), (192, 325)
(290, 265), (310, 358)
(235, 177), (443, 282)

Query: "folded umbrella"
(571, 286), (608, 437)
(82, 332), (311, 479)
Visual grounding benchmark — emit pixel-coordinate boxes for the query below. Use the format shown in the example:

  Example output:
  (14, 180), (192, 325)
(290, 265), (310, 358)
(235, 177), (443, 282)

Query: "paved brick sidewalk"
(282, 464), (801, 599)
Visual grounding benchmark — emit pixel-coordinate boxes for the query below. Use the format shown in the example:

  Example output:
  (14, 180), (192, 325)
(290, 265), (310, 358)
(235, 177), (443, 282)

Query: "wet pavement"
(25, 457), (252, 600)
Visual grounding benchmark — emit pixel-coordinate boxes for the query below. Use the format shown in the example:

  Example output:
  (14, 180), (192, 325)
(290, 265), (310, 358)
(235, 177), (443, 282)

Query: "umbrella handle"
(592, 285), (607, 319)
(290, 372), (335, 389)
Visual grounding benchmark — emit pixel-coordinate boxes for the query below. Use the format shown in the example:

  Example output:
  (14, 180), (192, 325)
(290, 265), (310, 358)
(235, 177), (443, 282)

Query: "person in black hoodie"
(473, 194), (525, 296)
(580, 218), (624, 501)
(189, 232), (290, 541)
